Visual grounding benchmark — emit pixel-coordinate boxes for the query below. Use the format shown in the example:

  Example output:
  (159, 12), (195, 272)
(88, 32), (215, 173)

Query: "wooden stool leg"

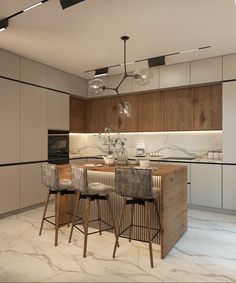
(106, 194), (119, 247)
(145, 201), (154, 268)
(113, 197), (127, 258)
(128, 203), (135, 242)
(39, 189), (51, 236)
(69, 192), (81, 243)
(83, 197), (91, 258)
(55, 191), (61, 247)
(154, 196), (161, 244)
(96, 199), (102, 235)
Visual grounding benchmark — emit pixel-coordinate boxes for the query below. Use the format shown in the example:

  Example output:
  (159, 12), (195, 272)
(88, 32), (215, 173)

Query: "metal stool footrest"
(74, 218), (113, 235)
(119, 224), (160, 243)
(44, 213), (82, 228)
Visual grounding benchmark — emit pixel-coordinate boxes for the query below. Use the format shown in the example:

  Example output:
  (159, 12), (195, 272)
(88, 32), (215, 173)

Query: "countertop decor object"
(98, 126), (127, 154)
(88, 36), (153, 119)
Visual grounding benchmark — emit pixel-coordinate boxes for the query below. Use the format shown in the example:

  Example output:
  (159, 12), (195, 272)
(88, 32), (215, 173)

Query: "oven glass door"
(48, 131), (69, 164)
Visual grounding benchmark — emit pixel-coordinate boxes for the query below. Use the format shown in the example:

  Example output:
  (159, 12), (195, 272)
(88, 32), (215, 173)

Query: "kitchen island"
(58, 162), (187, 259)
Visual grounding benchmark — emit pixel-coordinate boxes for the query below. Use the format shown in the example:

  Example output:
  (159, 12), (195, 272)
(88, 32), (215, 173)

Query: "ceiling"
(0, 0), (236, 79)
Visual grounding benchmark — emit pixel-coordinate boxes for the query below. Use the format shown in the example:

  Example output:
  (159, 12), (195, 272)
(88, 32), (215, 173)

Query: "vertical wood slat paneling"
(84, 171), (161, 243)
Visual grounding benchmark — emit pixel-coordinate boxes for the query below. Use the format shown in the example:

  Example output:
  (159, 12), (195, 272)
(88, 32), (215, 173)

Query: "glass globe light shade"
(88, 79), (105, 94)
(133, 68), (153, 86)
(118, 101), (132, 119)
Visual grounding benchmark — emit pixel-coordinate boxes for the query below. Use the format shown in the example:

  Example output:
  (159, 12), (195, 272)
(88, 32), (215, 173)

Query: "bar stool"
(69, 165), (117, 257)
(39, 163), (76, 246)
(113, 168), (161, 268)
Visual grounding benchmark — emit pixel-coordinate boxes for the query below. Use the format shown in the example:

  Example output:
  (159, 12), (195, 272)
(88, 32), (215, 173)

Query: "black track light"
(94, 67), (108, 77)
(0, 18), (8, 32)
(148, 56), (165, 68)
(60, 0), (85, 10)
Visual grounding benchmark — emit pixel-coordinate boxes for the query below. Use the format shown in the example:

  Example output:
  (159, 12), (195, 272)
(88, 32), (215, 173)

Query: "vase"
(117, 146), (128, 165)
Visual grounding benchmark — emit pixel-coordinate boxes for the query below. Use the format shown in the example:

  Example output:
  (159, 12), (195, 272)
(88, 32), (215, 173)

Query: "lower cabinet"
(0, 166), (20, 214)
(191, 163), (222, 208)
(20, 163), (47, 208)
(223, 165), (236, 210)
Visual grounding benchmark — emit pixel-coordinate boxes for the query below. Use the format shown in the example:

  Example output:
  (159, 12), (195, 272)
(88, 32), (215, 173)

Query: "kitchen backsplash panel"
(70, 131), (222, 158)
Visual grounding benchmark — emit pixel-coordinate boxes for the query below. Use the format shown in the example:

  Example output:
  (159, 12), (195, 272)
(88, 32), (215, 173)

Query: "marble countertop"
(69, 153), (223, 164)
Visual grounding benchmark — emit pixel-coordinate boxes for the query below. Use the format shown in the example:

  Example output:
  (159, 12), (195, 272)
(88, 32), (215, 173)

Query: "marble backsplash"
(70, 131), (222, 158)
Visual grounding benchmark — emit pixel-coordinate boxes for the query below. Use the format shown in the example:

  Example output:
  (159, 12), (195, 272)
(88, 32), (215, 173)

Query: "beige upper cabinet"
(20, 57), (47, 87)
(223, 54), (236, 80)
(48, 67), (87, 97)
(0, 78), (20, 164)
(133, 67), (159, 92)
(20, 84), (48, 161)
(48, 90), (69, 130)
(190, 57), (222, 85)
(0, 49), (20, 80)
(160, 62), (190, 88)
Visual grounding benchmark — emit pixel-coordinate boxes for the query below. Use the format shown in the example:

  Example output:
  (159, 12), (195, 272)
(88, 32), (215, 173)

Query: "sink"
(161, 157), (196, 160)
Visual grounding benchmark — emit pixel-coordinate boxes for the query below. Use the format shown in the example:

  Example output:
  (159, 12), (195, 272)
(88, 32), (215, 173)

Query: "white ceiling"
(0, 0), (236, 79)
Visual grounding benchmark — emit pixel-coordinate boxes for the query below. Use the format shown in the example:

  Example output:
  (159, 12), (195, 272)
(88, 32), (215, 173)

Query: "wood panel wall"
(70, 83), (222, 133)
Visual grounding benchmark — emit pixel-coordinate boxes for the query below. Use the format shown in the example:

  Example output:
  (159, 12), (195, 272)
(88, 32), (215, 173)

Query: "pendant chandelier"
(88, 36), (153, 119)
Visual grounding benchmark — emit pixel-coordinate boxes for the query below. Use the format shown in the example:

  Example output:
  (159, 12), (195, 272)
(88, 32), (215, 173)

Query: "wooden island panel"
(57, 162), (187, 259)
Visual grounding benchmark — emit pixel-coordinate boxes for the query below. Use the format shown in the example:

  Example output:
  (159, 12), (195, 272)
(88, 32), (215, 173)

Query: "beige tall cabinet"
(47, 90), (69, 130)
(0, 79), (20, 164)
(20, 84), (48, 161)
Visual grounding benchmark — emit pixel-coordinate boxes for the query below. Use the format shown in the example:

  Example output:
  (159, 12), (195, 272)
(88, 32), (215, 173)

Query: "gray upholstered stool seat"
(69, 165), (117, 258)
(88, 182), (114, 194)
(113, 168), (161, 268)
(59, 179), (72, 190)
(39, 163), (76, 246)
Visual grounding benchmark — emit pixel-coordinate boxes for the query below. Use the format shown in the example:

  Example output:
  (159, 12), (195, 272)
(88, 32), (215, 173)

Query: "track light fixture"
(0, 0), (49, 33)
(85, 45), (211, 74)
(148, 56), (165, 68)
(94, 67), (108, 77)
(0, 19), (9, 32)
(60, 0), (85, 10)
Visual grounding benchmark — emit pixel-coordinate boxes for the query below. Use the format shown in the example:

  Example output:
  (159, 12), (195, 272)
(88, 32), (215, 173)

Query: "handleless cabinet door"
(48, 90), (69, 130)
(0, 49), (20, 79)
(0, 78), (20, 164)
(20, 163), (47, 208)
(223, 165), (236, 210)
(191, 163), (222, 208)
(20, 84), (47, 162)
(160, 62), (190, 88)
(191, 57), (222, 85)
(20, 57), (47, 87)
(223, 82), (236, 163)
(0, 166), (20, 214)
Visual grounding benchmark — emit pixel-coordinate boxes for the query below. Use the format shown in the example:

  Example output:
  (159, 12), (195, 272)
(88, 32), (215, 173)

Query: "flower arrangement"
(99, 126), (127, 154)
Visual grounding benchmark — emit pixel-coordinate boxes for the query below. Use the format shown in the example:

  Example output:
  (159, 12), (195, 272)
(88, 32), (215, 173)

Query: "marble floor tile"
(0, 206), (236, 282)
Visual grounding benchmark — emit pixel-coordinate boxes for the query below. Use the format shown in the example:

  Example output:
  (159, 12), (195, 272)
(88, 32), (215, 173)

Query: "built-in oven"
(48, 130), (69, 165)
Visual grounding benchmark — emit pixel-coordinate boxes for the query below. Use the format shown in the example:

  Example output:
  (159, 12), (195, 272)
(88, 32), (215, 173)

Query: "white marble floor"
(0, 206), (236, 282)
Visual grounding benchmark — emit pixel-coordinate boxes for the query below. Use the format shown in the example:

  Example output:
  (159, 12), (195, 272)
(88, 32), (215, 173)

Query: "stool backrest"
(115, 168), (153, 199)
(71, 165), (88, 194)
(41, 163), (59, 189)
